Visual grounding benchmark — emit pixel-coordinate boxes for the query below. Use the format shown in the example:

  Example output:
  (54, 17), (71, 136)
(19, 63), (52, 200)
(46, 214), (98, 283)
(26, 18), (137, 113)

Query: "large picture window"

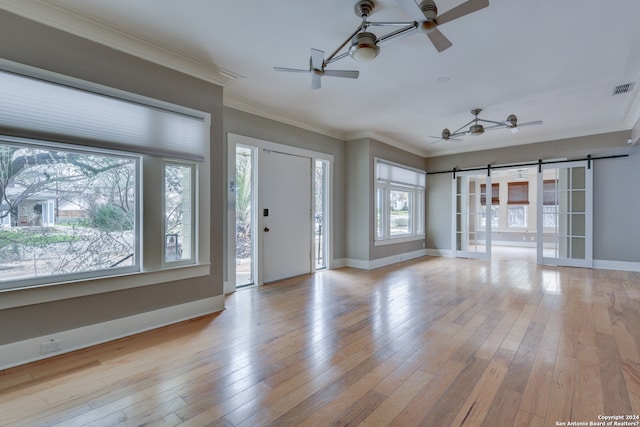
(375, 159), (426, 244)
(0, 140), (138, 288)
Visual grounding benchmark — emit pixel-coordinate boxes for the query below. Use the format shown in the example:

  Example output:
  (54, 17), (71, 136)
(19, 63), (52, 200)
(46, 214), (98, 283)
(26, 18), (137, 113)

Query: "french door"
(453, 171), (492, 260)
(537, 160), (593, 267)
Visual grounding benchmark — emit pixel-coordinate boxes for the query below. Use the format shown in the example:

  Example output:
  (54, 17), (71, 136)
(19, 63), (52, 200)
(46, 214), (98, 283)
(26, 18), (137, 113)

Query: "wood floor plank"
(449, 349), (512, 426)
(544, 354), (578, 426)
(500, 304), (538, 352)
(417, 357), (490, 427)
(513, 410), (545, 427)
(519, 309), (562, 418)
(388, 359), (466, 427)
(360, 368), (434, 427)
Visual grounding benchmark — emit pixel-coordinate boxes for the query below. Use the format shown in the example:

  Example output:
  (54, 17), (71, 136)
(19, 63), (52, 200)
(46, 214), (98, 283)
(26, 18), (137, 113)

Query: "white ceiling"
(3, 0), (640, 156)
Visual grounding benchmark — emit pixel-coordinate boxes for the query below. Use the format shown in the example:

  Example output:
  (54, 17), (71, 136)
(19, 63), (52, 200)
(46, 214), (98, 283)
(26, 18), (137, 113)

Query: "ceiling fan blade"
(437, 0), (489, 26)
(517, 120), (543, 127)
(395, 0), (425, 21)
(430, 135), (462, 142)
(310, 48), (325, 71)
(273, 67), (309, 73)
(323, 70), (360, 79)
(311, 75), (322, 90)
(427, 28), (453, 52)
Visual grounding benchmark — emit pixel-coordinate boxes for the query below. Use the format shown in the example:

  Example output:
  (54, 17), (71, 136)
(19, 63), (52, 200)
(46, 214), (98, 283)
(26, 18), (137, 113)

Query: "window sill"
(0, 264), (211, 310)
(374, 235), (425, 246)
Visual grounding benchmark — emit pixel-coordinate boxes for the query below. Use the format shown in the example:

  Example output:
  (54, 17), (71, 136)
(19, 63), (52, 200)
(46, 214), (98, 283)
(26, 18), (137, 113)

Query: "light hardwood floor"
(2, 256), (640, 426)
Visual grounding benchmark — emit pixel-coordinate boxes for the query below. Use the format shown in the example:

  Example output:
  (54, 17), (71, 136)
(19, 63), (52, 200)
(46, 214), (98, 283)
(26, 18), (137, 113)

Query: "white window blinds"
(376, 159), (426, 188)
(0, 69), (208, 161)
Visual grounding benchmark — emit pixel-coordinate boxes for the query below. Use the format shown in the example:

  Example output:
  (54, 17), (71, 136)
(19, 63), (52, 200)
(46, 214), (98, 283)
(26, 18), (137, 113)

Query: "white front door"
(260, 150), (312, 283)
(537, 160), (593, 267)
(453, 171), (492, 260)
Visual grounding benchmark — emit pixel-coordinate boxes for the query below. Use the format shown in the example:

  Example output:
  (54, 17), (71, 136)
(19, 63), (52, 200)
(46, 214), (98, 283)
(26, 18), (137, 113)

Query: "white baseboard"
(425, 248), (454, 257)
(594, 259), (640, 272)
(344, 249), (428, 270)
(0, 295), (225, 371)
(330, 258), (347, 269)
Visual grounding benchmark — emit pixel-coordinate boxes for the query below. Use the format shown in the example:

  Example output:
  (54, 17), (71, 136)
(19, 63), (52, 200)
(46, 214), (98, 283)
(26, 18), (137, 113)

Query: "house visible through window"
(0, 141), (138, 286)
(375, 159), (426, 244)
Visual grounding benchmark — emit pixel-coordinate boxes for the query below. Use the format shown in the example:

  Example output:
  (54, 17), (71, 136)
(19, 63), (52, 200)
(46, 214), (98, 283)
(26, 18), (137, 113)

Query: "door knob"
(264, 227), (270, 232)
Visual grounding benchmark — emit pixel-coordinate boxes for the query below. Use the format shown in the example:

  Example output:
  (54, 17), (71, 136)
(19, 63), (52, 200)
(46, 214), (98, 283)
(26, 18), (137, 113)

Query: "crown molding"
(343, 130), (428, 157)
(0, 0), (236, 86)
(225, 95), (431, 156)
(224, 95), (347, 141)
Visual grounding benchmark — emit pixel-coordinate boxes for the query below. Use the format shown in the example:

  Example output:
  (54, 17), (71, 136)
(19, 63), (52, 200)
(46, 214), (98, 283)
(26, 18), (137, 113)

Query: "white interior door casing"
(260, 150), (312, 283)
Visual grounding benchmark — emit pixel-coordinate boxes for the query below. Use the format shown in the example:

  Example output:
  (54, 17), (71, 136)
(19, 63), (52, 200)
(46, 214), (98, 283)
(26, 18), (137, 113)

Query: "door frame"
(226, 133), (333, 292)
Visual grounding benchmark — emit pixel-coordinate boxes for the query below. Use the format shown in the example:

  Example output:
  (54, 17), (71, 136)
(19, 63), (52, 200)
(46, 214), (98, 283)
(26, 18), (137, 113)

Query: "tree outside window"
(0, 142), (137, 286)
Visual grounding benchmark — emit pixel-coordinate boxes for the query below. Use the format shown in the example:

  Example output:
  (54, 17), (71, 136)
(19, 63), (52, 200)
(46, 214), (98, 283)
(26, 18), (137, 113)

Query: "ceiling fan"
(274, 0), (488, 88)
(273, 48), (359, 90)
(396, 0), (489, 52)
(432, 108), (543, 142)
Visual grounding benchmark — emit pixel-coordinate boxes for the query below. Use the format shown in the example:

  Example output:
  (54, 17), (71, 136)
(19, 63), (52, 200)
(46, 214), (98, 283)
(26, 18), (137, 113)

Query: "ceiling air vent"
(612, 82), (634, 95)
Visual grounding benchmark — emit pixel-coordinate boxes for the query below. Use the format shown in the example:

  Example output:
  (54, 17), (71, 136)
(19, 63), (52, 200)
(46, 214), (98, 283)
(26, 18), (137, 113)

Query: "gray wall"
(345, 137), (427, 262)
(424, 131), (640, 262)
(345, 138), (370, 261)
(0, 10), (224, 344)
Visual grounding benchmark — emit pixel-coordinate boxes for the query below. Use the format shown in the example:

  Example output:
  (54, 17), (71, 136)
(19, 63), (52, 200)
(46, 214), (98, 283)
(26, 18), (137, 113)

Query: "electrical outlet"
(40, 338), (63, 354)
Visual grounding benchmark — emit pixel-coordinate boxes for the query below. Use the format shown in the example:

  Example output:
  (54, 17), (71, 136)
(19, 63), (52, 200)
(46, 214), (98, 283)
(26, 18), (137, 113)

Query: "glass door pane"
(235, 145), (255, 286)
(314, 160), (328, 269)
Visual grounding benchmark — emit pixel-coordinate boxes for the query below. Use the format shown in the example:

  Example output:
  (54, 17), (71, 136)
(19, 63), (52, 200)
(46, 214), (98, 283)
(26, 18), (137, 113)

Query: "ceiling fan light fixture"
(469, 124), (484, 135)
(418, 20), (438, 34)
(349, 32), (380, 62)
